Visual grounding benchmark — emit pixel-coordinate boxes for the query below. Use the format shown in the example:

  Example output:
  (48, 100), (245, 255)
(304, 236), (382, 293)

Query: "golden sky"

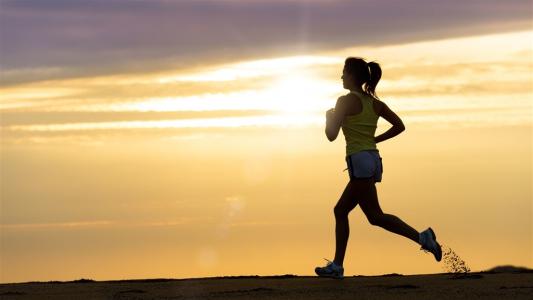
(0, 6), (532, 283)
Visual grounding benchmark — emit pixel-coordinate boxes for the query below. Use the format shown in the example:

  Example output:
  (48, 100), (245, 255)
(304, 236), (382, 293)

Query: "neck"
(350, 87), (364, 93)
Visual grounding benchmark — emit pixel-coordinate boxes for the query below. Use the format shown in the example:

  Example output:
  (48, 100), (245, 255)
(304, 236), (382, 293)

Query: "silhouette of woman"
(315, 57), (442, 279)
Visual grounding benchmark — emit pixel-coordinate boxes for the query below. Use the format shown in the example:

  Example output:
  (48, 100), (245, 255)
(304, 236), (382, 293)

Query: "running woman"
(315, 57), (442, 279)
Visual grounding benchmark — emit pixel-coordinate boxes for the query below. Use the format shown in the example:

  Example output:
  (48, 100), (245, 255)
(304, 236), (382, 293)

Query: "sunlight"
(7, 114), (324, 131)
(107, 69), (338, 116)
(0, 87), (77, 110)
(265, 72), (336, 115)
(157, 55), (338, 83)
(147, 55), (341, 119)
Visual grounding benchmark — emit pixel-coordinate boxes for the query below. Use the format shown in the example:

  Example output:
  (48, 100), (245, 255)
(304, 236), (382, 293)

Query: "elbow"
(399, 125), (406, 132)
(325, 129), (337, 142)
(396, 123), (406, 133)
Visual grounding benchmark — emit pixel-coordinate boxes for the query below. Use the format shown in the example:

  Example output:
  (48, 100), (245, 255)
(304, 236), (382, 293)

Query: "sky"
(0, 0), (532, 283)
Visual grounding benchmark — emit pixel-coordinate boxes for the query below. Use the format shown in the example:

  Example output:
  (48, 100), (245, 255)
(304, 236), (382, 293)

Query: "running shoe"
(315, 258), (344, 279)
(419, 227), (442, 262)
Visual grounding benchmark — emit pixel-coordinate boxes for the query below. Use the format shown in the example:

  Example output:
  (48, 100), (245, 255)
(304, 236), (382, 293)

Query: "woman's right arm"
(375, 102), (405, 144)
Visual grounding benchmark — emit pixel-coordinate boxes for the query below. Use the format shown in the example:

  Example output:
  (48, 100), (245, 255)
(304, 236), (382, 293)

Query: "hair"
(344, 57), (382, 98)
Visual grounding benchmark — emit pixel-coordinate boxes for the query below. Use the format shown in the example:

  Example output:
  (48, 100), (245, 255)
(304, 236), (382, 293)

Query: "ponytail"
(365, 61), (382, 99)
(344, 57), (382, 98)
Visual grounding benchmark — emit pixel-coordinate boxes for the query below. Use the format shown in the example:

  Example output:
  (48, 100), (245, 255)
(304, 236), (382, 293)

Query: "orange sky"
(1, 25), (532, 284)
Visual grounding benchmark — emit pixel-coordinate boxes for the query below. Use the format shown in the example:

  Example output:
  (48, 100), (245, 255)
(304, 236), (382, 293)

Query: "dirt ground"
(1, 272), (532, 300)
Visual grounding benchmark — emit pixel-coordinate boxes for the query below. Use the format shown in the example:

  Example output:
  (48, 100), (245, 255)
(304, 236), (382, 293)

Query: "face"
(341, 68), (353, 90)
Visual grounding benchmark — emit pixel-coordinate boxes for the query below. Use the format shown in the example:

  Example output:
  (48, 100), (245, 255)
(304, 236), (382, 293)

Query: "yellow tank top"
(341, 91), (379, 156)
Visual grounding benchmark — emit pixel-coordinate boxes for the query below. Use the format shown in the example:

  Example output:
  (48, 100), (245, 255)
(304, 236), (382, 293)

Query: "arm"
(325, 96), (347, 142)
(375, 102), (405, 144)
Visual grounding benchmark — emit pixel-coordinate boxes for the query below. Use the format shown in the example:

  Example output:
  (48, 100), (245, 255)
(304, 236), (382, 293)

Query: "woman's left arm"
(325, 96), (346, 141)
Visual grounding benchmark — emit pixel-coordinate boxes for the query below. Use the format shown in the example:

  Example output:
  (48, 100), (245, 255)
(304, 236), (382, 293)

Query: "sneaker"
(419, 227), (442, 262)
(315, 258), (344, 279)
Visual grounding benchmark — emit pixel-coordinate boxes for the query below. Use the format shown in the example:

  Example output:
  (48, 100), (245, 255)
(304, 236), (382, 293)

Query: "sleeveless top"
(341, 91), (379, 156)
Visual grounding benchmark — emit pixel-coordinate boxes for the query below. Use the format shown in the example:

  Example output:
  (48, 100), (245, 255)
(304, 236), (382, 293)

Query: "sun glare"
(106, 61), (339, 119)
(265, 73), (335, 115)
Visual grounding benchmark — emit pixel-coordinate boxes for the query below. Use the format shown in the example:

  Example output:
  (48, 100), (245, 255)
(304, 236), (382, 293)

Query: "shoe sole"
(428, 227), (442, 262)
(316, 273), (344, 279)
(315, 269), (344, 279)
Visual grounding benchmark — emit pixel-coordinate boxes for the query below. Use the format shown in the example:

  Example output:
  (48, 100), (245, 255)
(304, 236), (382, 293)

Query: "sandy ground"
(1, 272), (532, 300)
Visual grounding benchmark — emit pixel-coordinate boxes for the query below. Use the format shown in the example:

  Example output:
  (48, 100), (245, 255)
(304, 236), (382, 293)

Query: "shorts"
(344, 150), (383, 182)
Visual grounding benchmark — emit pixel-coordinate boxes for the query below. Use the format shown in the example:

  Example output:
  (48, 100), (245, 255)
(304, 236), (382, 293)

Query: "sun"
(104, 56), (340, 118)
(265, 72), (335, 115)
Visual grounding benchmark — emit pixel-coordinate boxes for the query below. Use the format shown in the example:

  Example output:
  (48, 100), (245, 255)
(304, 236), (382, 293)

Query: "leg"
(333, 180), (360, 266)
(358, 178), (420, 244)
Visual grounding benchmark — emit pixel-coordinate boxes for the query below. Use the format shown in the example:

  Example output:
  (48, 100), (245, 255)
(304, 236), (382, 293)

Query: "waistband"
(345, 149), (379, 158)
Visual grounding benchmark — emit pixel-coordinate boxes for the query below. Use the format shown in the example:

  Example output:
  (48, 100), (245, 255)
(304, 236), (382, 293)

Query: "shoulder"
(337, 92), (359, 104)
(371, 97), (386, 115)
(335, 94), (350, 109)
(372, 97), (385, 106)
(338, 94), (352, 101)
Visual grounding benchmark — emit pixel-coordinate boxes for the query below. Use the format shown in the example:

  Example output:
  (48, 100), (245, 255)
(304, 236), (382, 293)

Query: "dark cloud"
(1, 0), (530, 85)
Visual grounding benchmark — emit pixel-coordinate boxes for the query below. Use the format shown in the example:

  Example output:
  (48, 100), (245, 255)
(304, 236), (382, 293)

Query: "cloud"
(0, 110), (273, 126)
(1, 30), (531, 142)
(0, 220), (116, 230)
(0, 218), (203, 230)
(1, 0), (530, 85)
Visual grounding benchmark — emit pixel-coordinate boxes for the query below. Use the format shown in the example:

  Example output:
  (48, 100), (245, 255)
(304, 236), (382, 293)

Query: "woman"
(315, 57), (442, 279)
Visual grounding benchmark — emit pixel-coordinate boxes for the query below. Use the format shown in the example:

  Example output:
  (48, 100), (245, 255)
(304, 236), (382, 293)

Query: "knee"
(334, 205), (349, 219)
(367, 214), (384, 226)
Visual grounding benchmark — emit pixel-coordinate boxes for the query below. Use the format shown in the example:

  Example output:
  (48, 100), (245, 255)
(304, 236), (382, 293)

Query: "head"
(342, 57), (382, 98)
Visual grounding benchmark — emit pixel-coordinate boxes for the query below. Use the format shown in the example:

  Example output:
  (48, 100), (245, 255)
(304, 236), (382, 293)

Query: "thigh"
(335, 180), (360, 213)
(357, 180), (384, 217)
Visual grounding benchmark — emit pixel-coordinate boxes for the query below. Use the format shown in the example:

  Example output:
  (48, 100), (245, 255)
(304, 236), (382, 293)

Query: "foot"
(315, 258), (344, 279)
(419, 227), (442, 262)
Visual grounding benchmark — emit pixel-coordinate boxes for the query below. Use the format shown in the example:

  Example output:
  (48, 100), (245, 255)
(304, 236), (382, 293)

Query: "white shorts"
(345, 150), (383, 182)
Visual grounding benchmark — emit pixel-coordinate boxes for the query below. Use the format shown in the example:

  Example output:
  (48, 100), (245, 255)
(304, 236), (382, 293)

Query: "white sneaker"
(315, 258), (344, 279)
(419, 227), (442, 262)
